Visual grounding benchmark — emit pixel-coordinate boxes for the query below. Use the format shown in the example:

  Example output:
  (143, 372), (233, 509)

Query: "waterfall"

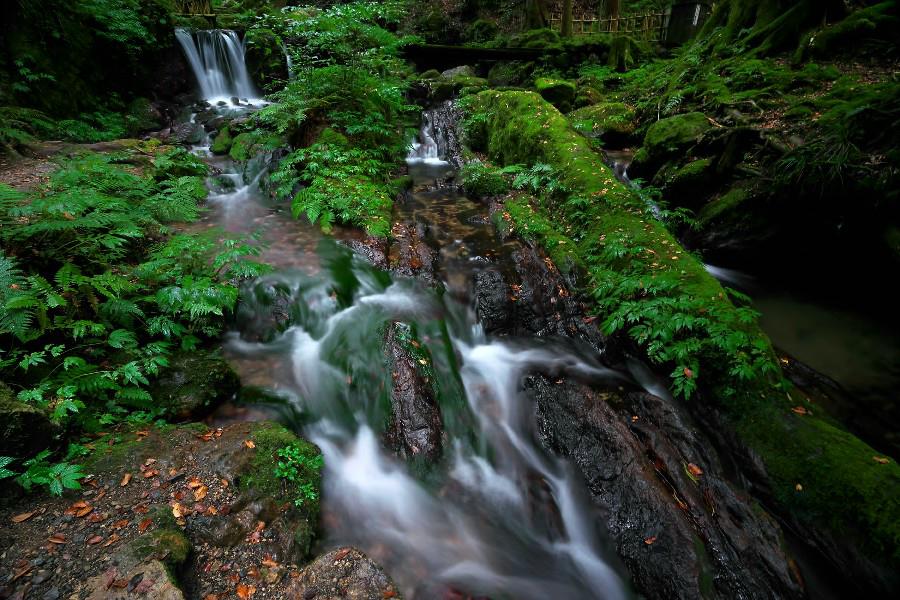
(175, 28), (260, 103)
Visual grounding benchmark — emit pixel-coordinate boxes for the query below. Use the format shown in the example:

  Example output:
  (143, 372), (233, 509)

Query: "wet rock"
(568, 102), (637, 146)
(441, 65), (475, 79)
(389, 222), (435, 281)
(473, 269), (511, 334)
(631, 112), (711, 179)
(384, 323), (444, 461)
(83, 559), (184, 600)
(0, 381), (61, 457)
(150, 351), (240, 419)
(343, 237), (389, 270)
(159, 122), (203, 145)
(532, 379), (803, 599)
(284, 547), (398, 600)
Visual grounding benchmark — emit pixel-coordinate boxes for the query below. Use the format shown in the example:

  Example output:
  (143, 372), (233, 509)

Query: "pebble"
(42, 588), (60, 600)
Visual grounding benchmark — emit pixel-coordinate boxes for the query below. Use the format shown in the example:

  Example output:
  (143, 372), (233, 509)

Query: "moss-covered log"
(461, 89), (900, 583)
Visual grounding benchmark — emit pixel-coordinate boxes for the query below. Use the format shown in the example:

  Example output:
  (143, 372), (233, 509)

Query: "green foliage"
(460, 162), (511, 197)
(274, 443), (324, 507)
(2, 450), (86, 496)
(248, 1), (418, 236)
(1, 148), (265, 473)
(0, 107), (57, 151)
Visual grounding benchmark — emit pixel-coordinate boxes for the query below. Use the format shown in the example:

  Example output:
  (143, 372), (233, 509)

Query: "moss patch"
(210, 126), (234, 155)
(568, 102), (637, 140)
(643, 112), (711, 161)
(535, 78), (576, 112)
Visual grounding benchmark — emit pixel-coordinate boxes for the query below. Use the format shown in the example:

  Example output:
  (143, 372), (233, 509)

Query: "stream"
(177, 33), (630, 597)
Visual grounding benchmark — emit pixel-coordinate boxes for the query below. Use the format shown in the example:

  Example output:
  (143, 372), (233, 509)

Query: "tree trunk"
(562, 0), (574, 37)
(525, 0), (548, 29)
(604, 0), (621, 32)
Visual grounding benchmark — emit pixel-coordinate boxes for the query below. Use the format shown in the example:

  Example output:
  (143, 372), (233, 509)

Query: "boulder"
(643, 112), (712, 160)
(568, 102), (637, 145)
(441, 65), (475, 79)
(535, 77), (576, 112)
(284, 547), (398, 600)
(150, 351), (240, 419)
(0, 382), (60, 458)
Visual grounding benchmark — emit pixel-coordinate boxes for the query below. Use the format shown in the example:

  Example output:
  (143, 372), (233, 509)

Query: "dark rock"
(0, 382), (61, 458)
(284, 547), (398, 600)
(383, 323), (444, 461)
(473, 269), (511, 334)
(343, 237), (389, 271)
(150, 351), (239, 419)
(441, 65), (475, 79)
(159, 122), (203, 145)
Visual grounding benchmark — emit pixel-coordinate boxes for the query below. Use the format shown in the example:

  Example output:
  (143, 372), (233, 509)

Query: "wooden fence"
(548, 11), (670, 41)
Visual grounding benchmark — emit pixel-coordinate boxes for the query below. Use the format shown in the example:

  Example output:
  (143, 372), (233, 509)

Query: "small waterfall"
(406, 110), (446, 166)
(175, 28), (260, 102)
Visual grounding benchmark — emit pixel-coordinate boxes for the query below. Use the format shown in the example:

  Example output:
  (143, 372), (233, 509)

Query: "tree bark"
(603, 0), (621, 32)
(562, 0), (574, 37)
(525, 0), (549, 29)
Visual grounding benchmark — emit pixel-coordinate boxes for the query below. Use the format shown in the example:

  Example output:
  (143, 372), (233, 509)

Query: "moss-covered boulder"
(125, 97), (164, 135)
(535, 78), (576, 112)
(661, 157), (715, 203)
(150, 351), (239, 419)
(644, 112), (712, 160)
(568, 102), (637, 145)
(460, 90), (900, 584)
(210, 125), (233, 155)
(0, 382), (60, 458)
(430, 75), (489, 102)
(509, 28), (562, 50)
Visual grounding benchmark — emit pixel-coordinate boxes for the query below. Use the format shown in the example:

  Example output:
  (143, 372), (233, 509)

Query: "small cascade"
(175, 28), (261, 103)
(406, 110), (446, 166)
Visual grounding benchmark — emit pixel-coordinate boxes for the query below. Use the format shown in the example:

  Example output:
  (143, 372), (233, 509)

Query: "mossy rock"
(573, 86), (604, 109)
(316, 127), (350, 148)
(210, 126), (233, 155)
(460, 161), (509, 197)
(698, 184), (752, 228)
(0, 382), (61, 458)
(430, 76), (489, 102)
(535, 78), (576, 112)
(510, 28), (562, 49)
(796, 2), (900, 61)
(663, 158), (715, 202)
(419, 69), (442, 81)
(643, 112), (712, 161)
(568, 102), (637, 144)
(125, 97), (163, 135)
(150, 351), (240, 420)
(229, 131), (281, 162)
(487, 61), (535, 87)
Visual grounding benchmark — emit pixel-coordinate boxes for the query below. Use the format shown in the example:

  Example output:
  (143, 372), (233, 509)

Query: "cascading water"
(175, 28), (261, 103)
(227, 250), (629, 599)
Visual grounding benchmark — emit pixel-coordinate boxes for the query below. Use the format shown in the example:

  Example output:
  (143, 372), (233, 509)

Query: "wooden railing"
(548, 11), (670, 41)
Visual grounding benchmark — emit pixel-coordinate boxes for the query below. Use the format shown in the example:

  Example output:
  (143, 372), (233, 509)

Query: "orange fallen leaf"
(333, 548), (352, 561)
(120, 473), (132, 487)
(76, 505), (93, 518)
(261, 555), (278, 569)
(48, 534), (67, 544)
(383, 590), (398, 598)
(144, 458), (157, 466)
(791, 406), (808, 415)
(88, 512), (104, 523)
(193, 485), (208, 502)
(11, 512), (35, 523)
(86, 535), (103, 545)
(104, 533), (121, 547)
(683, 367), (693, 379)
(136, 430), (149, 438)
(243, 440), (256, 449)
(112, 519), (129, 530)
(143, 469), (159, 479)
(172, 502), (186, 518)
(236, 583), (256, 599)
(644, 536), (657, 545)
(687, 463), (704, 478)
(874, 456), (890, 464)
(187, 476), (203, 489)
(71, 500), (89, 509)
(139, 518), (153, 532)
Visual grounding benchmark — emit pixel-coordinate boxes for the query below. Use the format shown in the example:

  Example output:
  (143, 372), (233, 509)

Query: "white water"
(407, 110), (449, 166)
(225, 267), (628, 599)
(175, 28), (264, 104)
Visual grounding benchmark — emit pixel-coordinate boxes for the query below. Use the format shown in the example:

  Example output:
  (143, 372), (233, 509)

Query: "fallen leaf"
(104, 533), (121, 547)
(874, 456), (890, 464)
(236, 583), (256, 599)
(88, 512), (105, 523)
(791, 406), (808, 415)
(795, 483), (803, 492)
(683, 367), (693, 379)
(11, 512), (35, 523)
(135, 430), (149, 438)
(76, 505), (93, 518)
(120, 473), (132, 487)
(187, 476), (203, 489)
(261, 555), (278, 569)
(87, 535), (104, 545)
(11, 565), (32, 582)
(644, 536), (657, 545)
(112, 519), (130, 530)
(139, 518), (153, 532)
(143, 469), (159, 479)
(172, 502), (186, 518)
(244, 440), (256, 449)
(203, 595), (220, 600)
(333, 548), (352, 561)
(144, 458), (157, 466)
(48, 534), (67, 544)
(383, 590), (398, 598)
(687, 463), (704, 478)
(193, 485), (208, 502)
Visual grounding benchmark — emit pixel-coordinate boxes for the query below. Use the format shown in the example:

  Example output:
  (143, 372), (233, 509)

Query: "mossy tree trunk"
(701, 0), (850, 54)
(561, 0), (574, 36)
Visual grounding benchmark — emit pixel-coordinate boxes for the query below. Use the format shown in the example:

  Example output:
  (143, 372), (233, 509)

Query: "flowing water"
(175, 28), (263, 104)
(176, 45), (630, 593)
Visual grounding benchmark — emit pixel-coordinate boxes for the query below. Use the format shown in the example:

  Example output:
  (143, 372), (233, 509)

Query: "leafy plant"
(274, 443), (324, 507)
(9, 450), (86, 496)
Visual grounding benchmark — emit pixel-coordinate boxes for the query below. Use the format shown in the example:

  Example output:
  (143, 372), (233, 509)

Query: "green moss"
(509, 28), (562, 49)
(535, 78), (576, 112)
(210, 126), (233, 155)
(698, 185), (751, 227)
(796, 1), (900, 61)
(229, 131), (282, 162)
(431, 76), (489, 102)
(461, 88), (900, 573)
(240, 422), (322, 516)
(643, 112), (711, 161)
(568, 102), (637, 139)
(419, 69), (442, 80)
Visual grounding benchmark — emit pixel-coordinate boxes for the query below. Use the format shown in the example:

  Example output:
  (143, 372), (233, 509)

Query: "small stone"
(42, 589), (60, 600)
